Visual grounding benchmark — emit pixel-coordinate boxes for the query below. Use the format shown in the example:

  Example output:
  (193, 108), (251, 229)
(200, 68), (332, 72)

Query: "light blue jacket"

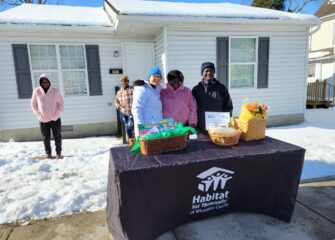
(132, 82), (163, 130)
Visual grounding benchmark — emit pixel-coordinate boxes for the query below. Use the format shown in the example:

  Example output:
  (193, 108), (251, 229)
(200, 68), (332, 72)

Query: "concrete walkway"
(1, 177), (334, 240)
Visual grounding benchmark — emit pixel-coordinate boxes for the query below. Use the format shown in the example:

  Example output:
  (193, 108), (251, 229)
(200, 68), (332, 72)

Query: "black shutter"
(12, 44), (33, 99)
(257, 37), (269, 88)
(86, 45), (102, 96)
(216, 37), (229, 88)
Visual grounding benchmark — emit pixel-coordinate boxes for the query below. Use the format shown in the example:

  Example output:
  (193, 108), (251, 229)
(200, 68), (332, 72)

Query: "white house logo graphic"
(197, 167), (234, 192)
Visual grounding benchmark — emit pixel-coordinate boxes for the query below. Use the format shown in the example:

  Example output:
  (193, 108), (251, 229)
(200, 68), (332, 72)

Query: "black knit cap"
(167, 70), (184, 82)
(201, 62), (215, 74)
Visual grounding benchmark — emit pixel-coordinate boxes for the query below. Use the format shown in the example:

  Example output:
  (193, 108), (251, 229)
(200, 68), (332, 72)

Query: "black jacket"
(192, 79), (233, 132)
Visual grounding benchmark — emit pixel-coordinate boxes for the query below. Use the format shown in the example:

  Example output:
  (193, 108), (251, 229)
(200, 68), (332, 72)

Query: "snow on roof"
(0, 4), (113, 27)
(309, 48), (334, 60)
(309, 51), (332, 59)
(106, 0), (317, 21)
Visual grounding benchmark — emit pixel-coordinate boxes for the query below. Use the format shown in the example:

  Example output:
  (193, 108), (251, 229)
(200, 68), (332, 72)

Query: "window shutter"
(86, 45), (102, 96)
(12, 44), (33, 99)
(257, 37), (269, 88)
(216, 37), (229, 88)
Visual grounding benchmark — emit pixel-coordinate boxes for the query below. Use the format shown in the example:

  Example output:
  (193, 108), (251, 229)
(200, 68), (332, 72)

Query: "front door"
(122, 42), (155, 84)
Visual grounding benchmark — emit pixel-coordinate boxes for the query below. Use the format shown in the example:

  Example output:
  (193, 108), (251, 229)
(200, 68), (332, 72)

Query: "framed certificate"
(205, 112), (230, 130)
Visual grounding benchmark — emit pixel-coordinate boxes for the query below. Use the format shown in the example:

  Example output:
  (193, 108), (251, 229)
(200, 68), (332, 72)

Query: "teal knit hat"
(147, 67), (162, 79)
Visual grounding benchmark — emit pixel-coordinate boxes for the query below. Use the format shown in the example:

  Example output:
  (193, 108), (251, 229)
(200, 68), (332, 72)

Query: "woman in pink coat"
(160, 70), (197, 128)
(31, 74), (64, 159)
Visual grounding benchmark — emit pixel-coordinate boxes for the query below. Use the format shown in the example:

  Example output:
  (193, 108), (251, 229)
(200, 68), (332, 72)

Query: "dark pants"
(40, 118), (62, 155)
(119, 112), (134, 139)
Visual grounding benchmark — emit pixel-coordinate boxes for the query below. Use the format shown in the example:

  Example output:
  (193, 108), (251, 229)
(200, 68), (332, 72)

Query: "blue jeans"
(119, 112), (134, 139)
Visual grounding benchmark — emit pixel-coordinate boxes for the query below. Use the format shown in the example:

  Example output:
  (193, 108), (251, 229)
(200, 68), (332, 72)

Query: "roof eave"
(0, 23), (116, 33)
(320, 13), (335, 21)
(116, 14), (320, 27)
(309, 55), (335, 62)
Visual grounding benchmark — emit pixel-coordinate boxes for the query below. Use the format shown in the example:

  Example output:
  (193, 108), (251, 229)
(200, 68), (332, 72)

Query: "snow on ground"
(267, 108), (335, 180)
(0, 137), (122, 224)
(0, 108), (334, 224)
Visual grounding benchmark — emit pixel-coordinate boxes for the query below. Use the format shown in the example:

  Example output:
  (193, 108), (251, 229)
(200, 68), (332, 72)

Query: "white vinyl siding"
(0, 32), (152, 130)
(167, 25), (309, 116)
(155, 29), (165, 77)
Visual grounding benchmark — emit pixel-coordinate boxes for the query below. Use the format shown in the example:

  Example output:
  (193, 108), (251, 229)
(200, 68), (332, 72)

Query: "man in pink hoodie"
(31, 74), (64, 159)
(161, 70), (197, 127)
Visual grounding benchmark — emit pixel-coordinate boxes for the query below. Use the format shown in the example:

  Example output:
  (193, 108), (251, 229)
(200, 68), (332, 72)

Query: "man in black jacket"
(192, 62), (233, 132)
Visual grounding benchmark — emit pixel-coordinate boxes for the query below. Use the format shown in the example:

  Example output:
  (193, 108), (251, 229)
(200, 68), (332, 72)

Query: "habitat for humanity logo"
(197, 167), (234, 192)
(190, 167), (234, 215)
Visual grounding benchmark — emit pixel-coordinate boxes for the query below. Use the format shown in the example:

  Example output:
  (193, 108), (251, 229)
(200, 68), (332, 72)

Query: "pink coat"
(31, 86), (64, 123)
(160, 84), (197, 125)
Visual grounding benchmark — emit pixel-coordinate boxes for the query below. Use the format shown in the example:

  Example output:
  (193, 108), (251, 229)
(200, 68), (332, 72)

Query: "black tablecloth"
(106, 137), (305, 240)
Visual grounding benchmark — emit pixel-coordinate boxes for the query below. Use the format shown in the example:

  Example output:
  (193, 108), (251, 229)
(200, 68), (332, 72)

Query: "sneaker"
(56, 154), (63, 159)
(47, 154), (52, 159)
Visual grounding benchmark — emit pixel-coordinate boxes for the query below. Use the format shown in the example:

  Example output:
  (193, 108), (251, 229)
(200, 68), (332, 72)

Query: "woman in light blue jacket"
(132, 67), (163, 136)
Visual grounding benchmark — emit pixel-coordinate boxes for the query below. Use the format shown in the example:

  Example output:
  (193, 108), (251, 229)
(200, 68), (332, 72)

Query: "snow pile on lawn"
(267, 108), (335, 180)
(0, 108), (335, 224)
(0, 137), (122, 224)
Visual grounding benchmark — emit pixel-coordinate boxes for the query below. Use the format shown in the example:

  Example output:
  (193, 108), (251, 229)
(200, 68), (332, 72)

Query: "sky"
(0, 0), (322, 15)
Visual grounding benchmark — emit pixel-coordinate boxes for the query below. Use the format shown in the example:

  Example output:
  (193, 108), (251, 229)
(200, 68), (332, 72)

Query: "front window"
(230, 37), (257, 88)
(29, 45), (59, 89)
(29, 44), (88, 96)
(60, 45), (87, 95)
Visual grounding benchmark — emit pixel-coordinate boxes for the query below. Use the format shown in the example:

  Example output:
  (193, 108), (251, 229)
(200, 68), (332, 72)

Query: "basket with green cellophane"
(130, 122), (196, 155)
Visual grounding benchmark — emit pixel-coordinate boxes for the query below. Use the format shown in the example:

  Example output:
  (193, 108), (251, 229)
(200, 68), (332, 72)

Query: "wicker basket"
(139, 134), (188, 155)
(232, 117), (266, 141)
(208, 128), (241, 146)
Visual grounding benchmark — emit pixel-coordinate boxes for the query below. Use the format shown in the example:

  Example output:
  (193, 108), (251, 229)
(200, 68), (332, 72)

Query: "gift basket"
(139, 134), (188, 155)
(208, 127), (241, 146)
(131, 119), (196, 155)
(232, 102), (269, 141)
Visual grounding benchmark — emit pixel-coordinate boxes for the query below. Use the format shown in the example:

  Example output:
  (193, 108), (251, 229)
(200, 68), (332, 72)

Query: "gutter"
(320, 13), (335, 21)
(116, 14), (320, 27)
(0, 23), (115, 34)
(308, 22), (321, 51)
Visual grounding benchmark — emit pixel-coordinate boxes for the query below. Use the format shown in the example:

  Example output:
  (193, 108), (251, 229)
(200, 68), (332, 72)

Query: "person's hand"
(190, 123), (196, 128)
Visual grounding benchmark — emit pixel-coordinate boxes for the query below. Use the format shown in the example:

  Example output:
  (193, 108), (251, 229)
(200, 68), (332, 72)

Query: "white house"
(0, 0), (318, 141)
(308, 0), (335, 84)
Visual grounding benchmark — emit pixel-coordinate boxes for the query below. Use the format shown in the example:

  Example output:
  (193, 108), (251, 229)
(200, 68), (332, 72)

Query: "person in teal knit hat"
(132, 67), (163, 137)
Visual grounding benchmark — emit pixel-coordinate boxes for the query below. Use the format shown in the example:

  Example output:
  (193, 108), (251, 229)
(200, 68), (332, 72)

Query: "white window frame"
(228, 36), (258, 90)
(28, 44), (59, 90)
(333, 23), (335, 46)
(28, 43), (90, 97)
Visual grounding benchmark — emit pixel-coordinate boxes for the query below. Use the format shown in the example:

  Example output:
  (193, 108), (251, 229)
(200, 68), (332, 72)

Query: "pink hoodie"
(160, 84), (197, 125)
(31, 74), (64, 123)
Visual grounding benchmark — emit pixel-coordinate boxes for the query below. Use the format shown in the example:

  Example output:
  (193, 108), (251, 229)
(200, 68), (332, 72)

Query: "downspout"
(163, 26), (168, 83)
(308, 23), (320, 51)
(304, 23), (321, 115)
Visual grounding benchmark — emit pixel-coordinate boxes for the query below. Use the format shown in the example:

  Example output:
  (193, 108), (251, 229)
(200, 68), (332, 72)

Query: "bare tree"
(0, 0), (59, 7)
(286, 0), (321, 13)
